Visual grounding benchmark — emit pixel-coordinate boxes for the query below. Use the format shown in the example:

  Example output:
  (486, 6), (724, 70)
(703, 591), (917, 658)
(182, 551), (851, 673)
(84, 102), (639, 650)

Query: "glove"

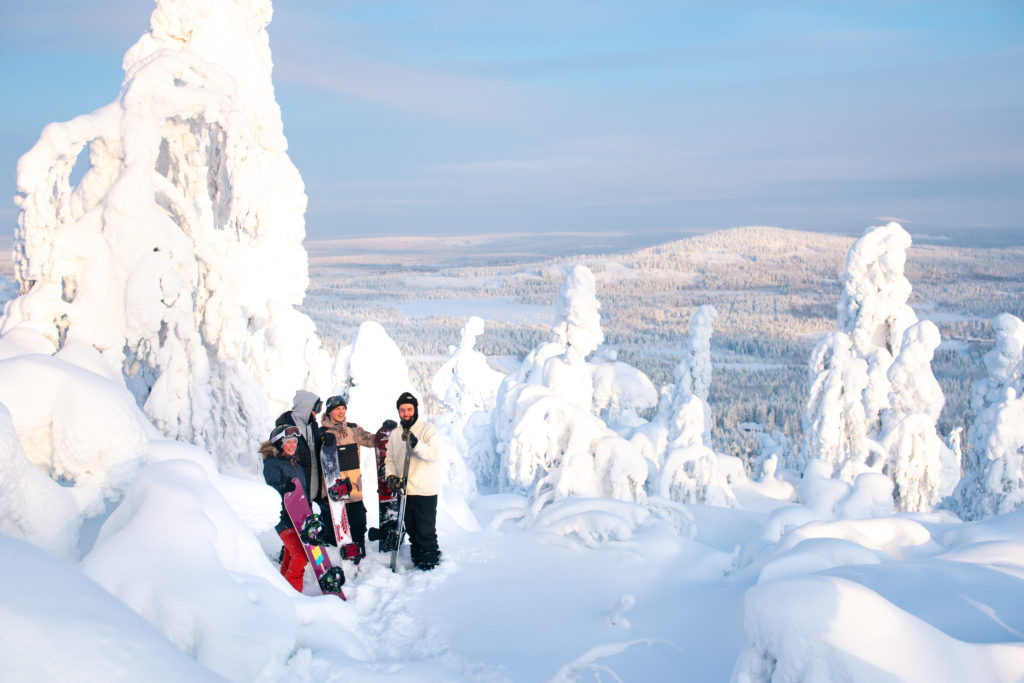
(408, 433), (418, 449)
(382, 419), (398, 430)
(321, 431), (336, 448)
(385, 475), (401, 493)
(283, 479), (297, 493)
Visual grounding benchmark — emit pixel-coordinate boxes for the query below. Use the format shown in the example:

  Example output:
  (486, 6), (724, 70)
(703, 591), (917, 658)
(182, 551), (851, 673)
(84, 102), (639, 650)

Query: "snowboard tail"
(389, 488), (409, 573)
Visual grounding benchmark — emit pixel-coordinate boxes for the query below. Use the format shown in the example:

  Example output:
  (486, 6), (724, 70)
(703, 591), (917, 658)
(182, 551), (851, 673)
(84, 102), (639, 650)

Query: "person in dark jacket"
(261, 424), (309, 592)
(276, 390), (331, 541)
(320, 394), (376, 561)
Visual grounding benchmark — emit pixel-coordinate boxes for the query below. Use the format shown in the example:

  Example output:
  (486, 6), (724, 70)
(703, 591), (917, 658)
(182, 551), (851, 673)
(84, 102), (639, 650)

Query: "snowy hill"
(2, 1), (1024, 681)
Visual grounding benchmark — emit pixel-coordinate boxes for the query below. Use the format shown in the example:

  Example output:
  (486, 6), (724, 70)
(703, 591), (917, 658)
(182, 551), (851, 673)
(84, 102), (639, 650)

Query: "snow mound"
(0, 532), (221, 682)
(733, 573), (1024, 683)
(80, 458), (367, 681)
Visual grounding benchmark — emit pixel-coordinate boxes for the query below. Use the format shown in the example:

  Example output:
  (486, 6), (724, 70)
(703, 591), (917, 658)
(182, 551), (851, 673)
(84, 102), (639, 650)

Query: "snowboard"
(372, 420), (400, 553)
(319, 434), (358, 561)
(390, 481), (409, 574)
(283, 478), (346, 599)
(389, 424), (411, 574)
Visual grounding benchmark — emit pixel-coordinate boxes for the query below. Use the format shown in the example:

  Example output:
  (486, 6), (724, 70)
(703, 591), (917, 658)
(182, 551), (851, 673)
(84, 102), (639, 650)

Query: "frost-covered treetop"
(674, 304), (717, 402)
(837, 221), (917, 358)
(552, 264), (603, 363)
(5, 0), (333, 468)
(123, 0), (286, 154)
(460, 316), (487, 350)
(976, 313), (1024, 407)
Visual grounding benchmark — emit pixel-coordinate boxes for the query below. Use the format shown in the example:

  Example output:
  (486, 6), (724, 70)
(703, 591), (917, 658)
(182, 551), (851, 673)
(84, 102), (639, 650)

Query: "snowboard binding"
(340, 542), (364, 564)
(318, 565), (346, 593)
(327, 477), (352, 502)
(299, 513), (328, 546)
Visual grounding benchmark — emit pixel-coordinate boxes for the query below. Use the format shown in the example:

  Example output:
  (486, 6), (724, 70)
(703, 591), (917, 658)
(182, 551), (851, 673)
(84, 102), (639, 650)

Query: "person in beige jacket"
(384, 391), (441, 570)
(320, 394), (376, 560)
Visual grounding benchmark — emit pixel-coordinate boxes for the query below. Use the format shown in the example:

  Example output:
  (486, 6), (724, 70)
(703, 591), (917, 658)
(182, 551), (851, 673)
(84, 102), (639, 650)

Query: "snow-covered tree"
(543, 265), (604, 411)
(431, 316), (504, 502)
(489, 265), (648, 515)
(836, 222), (918, 436)
(970, 313), (1024, 408)
(799, 222), (952, 511)
(626, 304), (736, 506)
(1, 0), (335, 470)
(798, 332), (871, 479)
(673, 303), (717, 411)
(432, 316), (504, 432)
(591, 353), (658, 431)
(752, 430), (792, 482)
(879, 320), (958, 511)
(552, 265), (605, 365)
(951, 313), (1024, 520)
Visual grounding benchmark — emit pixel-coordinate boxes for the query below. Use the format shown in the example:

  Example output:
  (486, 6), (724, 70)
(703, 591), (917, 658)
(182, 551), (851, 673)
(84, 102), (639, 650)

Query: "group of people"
(260, 390), (442, 593)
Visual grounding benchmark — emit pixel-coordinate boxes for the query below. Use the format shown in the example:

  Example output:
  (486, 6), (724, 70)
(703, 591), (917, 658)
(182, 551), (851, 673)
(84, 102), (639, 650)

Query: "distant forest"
(286, 227), (1023, 465)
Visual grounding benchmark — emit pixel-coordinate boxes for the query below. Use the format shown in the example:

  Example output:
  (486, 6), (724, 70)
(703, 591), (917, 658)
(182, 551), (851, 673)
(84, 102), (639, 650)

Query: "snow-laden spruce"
(630, 304), (737, 507)
(951, 313), (1024, 520)
(431, 316), (503, 505)
(800, 332), (871, 481)
(799, 222), (958, 511)
(488, 265), (651, 533)
(880, 319), (957, 510)
(2, 0), (335, 469)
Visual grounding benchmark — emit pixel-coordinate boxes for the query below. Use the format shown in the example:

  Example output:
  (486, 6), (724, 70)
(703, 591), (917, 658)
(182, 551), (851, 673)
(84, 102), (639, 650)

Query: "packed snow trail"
(315, 495), (753, 681)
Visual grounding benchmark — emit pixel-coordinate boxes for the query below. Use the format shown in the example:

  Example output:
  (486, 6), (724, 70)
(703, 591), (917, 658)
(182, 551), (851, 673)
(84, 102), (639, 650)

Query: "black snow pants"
(404, 494), (440, 570)
(346, 500), (367, 552)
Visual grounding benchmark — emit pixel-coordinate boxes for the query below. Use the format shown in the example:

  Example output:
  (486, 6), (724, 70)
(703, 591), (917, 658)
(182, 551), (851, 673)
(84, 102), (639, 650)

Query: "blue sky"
(1, 1), (1022, 240)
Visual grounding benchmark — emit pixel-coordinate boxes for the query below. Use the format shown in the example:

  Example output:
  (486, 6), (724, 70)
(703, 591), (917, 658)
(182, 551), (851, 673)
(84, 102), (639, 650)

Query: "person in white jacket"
(384, 391), (441, 570)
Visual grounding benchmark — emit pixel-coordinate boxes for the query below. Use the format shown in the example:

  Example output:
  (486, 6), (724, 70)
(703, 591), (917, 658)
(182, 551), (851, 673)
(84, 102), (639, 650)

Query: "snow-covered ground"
(4, 457), (1023, 681)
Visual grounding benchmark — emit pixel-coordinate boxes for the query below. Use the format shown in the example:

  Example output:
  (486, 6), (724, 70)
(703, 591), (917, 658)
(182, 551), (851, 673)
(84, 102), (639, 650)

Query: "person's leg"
(346, 501), (367, 545)
(402, 496), (418, 558)
(279, 529), (307, 591)
(344, 501), (368, 561)
(315, 498), (337, 546)
(405, 495), (440, 570)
